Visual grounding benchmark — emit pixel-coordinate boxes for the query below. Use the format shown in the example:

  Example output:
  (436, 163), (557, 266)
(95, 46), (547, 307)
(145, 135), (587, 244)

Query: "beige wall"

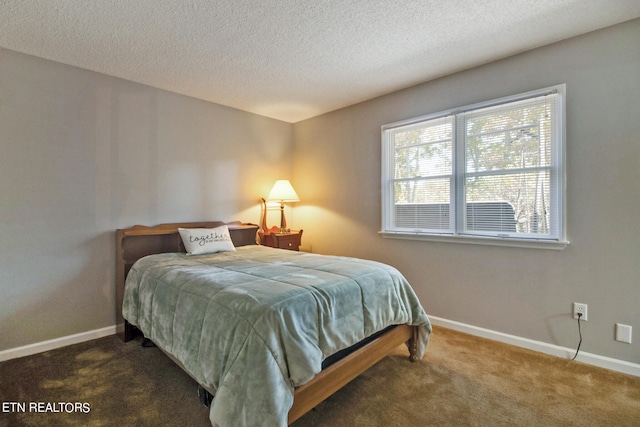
(0, 47), (293, 351)
(292, 19), (640, 364)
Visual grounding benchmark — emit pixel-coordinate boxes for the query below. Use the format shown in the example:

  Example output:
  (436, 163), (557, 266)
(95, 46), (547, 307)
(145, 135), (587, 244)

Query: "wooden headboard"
(115, 221), (259, 341)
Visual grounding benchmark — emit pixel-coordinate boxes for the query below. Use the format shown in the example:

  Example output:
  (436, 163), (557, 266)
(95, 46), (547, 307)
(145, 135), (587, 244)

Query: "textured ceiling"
(1, 1), (639, 123)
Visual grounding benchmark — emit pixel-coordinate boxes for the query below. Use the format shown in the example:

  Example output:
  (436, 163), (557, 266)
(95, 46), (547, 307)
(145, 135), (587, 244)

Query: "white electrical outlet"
(573, 302), (588, 321)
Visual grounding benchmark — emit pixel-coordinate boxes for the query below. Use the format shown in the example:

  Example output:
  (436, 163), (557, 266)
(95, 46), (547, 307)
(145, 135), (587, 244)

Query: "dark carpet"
(1, 326), (639, 426)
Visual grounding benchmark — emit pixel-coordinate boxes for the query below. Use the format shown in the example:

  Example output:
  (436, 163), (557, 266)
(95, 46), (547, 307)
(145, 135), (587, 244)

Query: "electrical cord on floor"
(571, 312), (583, 361)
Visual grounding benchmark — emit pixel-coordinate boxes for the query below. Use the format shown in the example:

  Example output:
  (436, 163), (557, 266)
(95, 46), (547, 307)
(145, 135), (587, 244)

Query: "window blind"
(460, 93), (559, 238)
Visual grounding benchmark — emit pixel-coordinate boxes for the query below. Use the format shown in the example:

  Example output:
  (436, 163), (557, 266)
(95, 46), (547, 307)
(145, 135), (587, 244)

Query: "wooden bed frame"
(116, 221), (419, 424)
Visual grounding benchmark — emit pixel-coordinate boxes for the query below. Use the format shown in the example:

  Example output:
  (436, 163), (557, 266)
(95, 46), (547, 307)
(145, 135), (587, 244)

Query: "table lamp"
(267, 180), (300, 233)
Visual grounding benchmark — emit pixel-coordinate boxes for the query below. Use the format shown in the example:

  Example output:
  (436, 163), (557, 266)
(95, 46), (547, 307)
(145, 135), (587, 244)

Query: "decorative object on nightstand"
(259, 180), (302, 250)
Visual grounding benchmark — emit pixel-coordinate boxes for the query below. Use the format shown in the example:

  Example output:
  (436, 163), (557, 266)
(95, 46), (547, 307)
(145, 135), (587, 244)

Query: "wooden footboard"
(289, 323), (418, 424)
(151, 323), (419, 425)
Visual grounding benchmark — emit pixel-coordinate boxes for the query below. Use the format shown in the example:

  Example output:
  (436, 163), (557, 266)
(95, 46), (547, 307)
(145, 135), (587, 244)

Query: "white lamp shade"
(267, 180), (300, 202)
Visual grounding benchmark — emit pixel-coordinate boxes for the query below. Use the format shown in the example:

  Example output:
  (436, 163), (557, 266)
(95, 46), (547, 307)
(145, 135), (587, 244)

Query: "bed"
(116, 221), (431, 426)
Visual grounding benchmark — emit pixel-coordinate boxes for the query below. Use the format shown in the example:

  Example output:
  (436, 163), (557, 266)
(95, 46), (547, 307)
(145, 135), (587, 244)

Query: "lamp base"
(279, 203), (287, 234)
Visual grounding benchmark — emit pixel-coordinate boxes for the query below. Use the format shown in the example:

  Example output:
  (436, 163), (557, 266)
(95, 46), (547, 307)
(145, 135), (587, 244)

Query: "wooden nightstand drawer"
(259, 230), (303, 251)
(275, 234), (300, 250)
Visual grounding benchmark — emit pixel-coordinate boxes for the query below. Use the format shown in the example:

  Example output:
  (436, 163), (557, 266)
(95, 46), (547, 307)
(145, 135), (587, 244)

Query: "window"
(381, 85), (567, 249)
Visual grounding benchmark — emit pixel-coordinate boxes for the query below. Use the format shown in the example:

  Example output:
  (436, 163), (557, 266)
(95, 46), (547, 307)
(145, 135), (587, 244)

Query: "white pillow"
(178, 226), (236, 255)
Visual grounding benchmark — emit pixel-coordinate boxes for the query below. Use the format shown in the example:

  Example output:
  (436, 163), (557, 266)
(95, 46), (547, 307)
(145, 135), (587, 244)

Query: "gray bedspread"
(123, 245), (431, 426)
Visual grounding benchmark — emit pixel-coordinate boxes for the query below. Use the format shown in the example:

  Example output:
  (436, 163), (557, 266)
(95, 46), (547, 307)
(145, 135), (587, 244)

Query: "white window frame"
(381, 85), (568, 250)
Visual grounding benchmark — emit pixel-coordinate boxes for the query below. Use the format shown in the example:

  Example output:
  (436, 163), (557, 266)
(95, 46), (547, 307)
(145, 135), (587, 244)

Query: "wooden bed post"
(408, 325), (420, 362)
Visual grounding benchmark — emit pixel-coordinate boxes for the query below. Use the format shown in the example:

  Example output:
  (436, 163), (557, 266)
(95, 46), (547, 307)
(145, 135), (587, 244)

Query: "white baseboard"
(2, 320), (638, 377)
(429, 316), (640, 377)
(0, 325), (117, 362)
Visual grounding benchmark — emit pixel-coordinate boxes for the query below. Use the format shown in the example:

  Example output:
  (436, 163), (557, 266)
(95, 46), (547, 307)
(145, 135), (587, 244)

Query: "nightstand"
(260, 230), (303, 251)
